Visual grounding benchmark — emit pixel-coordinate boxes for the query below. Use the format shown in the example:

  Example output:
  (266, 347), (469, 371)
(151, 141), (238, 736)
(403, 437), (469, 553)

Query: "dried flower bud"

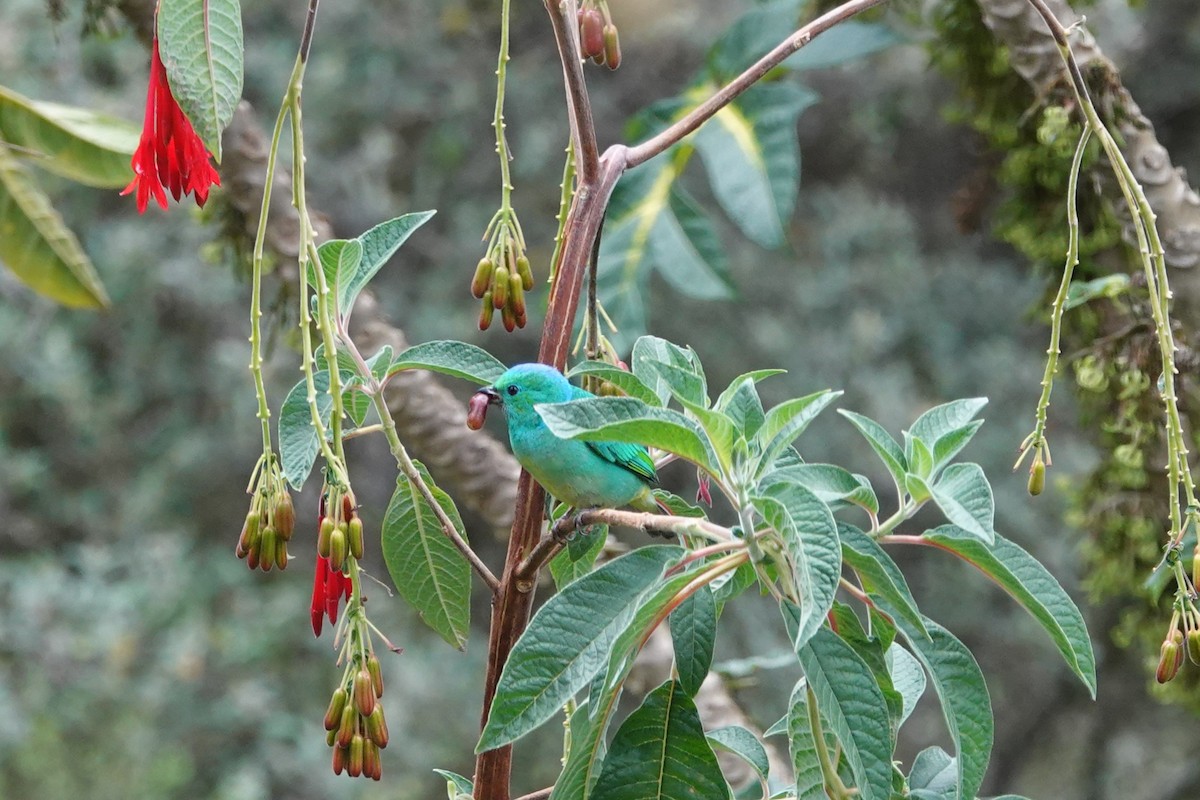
(324, 688), (348, 730)
(603, 23), (621, 69)
(329, 526), (347, 572)
(478, 293), (495, 330)
(516, 255), (533, 290)
(318, 517), (334, 558)
(471, 257), (494, 299)
(492, 266), (510, 309)
(274, 493), (295, 540)
(467, 392), (490, 430)
(1157, 639), (1181, 683)
(336, 702), (357, 747)
(355, 669), (376, 716)
(367, 704), (389, 748)
(342, 495), (355, 522)
(259, 526), (277, 572)
(580, 7), (604, 58)
(348, 517), (364, 560)
(367, 654), (384, 697)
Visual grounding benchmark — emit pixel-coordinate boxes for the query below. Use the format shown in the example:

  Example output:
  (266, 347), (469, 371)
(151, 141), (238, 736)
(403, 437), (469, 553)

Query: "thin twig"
(544, 0), (599, 182)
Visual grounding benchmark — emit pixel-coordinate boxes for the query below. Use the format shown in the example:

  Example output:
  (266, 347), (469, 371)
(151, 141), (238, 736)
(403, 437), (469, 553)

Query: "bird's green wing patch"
(584, 439), (659, 485)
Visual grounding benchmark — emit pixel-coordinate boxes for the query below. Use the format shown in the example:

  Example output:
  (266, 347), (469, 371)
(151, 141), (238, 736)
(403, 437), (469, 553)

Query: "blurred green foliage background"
(2, 0), (1200, 798)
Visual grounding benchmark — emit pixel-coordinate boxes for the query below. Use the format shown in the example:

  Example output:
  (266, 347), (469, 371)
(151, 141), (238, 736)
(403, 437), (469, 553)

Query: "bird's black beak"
(477, 387), (501, 405)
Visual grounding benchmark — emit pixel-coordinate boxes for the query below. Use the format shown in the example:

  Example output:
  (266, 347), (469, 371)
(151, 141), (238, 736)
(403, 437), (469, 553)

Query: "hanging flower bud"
(516, 254), (533, 290)
(329, 526), (348, 571)
(492, 266), (510, 309)
(363, 739), (382, 780)
(324, 688), (348, 731)
(355, 669), (376, 717)
(1158, 638), (1181, 683)
(348, 517), (365, 560)
(508, 270), (526, 318)
(1188, 629), (1200, 666)
(336, 703), (357, 747)
(318, 517), (334, 558)
(332, 744), (348, 775)
(479, 292), (495, 330)
(471, 257), (495, 299)
(367, 653), (384, 697)
(603, 24), (621, 69)
(367, 704), (389, 748)
(274, 493), (295, 540)
(259, 526), (277, 572)
(1027, 455), (1045, 496)
(501, 302), (517, 333)
(580, 7), (605, 59)
(348, 734), (365, 778)
(274, 537), (289, 570)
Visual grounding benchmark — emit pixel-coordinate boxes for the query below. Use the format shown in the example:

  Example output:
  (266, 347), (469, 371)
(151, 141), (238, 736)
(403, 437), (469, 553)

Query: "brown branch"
(625, 0), (892, 169)
(544, 0), (600, 183)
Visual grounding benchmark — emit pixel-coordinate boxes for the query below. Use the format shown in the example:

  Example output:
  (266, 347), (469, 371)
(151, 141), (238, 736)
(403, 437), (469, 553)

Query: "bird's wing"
(565, 382), (658, 484)
(584, 439), (658, 485)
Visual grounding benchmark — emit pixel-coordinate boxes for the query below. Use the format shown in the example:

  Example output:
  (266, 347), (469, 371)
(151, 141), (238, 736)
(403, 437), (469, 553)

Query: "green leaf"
(786, 681), (830, 800)
(549, 526), (608, 590)
(716, 371), (781, 438)
(567, 361), (663, 406)
(797, 628), (894, 800)
(921, 525), (1096, 696)
(432, 769), (474, 797)
(630, 336), (706, 407)
(910, 399), (988, 444)
(551, 699), (610, 800)
(838, 523), (926, 636)
(907, 746), (956, 800)
(692, 82), (817, 248)
(755, 481), (841, 651)
(669, 584), (717, 696)
(536, 397), (721, 476)
(828, 602), (903, 729)
(278, 372), (331, 490)
(0, 85), (137, 188)
(905, 433), (934, 480)
(387, 340), (507, 386)
(381, 462), (471, 650)
(928, 464), (995, 544)
(707, 725), (770, 787)
(365, 344), (394, 381)
(0, 144), (108, 307)
(930, 421), (984, 474)
(156, 0), (244, 161)
(590, 680), (731, 800)
(645, 359), (710, 408)
(341, 211), (436, 316)
(313, 239), (352, 300)
(886, 644), (926, 729)
(755, 390), (843, 477)
(478, 546), (682, 751)
(838, 410), (907, 490)
(344, 388), (370, 428)
(711, 560), (757, 609)
(677, 396), (738, 475)
(333, 239), (363, 309)
(764, 464), (878, 514)
(886, 612), (993, 800)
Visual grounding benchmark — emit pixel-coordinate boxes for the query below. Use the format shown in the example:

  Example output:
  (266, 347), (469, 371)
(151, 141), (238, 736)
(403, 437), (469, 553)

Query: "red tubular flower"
(310, 555), (353, 637)
(122, 38), (220, 213)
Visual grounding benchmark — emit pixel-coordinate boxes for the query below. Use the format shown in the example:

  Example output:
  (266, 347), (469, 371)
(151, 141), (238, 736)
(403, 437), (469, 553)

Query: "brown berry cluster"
(472, 234), (532, 332)
(324, 653), (389, 780)
(577, 0), (621, 69)
(235, 462), (294, 571)
(1156, 602), (1200, 684)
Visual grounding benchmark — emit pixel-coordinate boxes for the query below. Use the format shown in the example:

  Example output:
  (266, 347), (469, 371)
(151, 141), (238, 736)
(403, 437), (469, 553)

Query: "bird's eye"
(506, 384), (519, 396)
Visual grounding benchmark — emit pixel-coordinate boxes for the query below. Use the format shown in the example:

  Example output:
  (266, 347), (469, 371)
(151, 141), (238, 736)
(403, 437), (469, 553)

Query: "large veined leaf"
(691, 82), (817, 248)
(669, 584), (717, 696)
(706, 725), (770, 788)
(0, 145), (108, 307)
(838, 523), (927, 637)
(590, 680), (731, 800)
(630, 335), (705, 407)
(156, 0), (244, 161)
(478, 546), (682, 751)
(838, 409), (908, 491)
(0, 86), (137, 188)
(919, 525), (1096, 696)
(340, 211), (436, 316)
(567, 361), (663, 406)
(786, 680), (832, 800)
(278, 370), (338, 490)
(386, 339), (507, 386)
(928, 464), (995, 544)
(796, 628), (894, 800)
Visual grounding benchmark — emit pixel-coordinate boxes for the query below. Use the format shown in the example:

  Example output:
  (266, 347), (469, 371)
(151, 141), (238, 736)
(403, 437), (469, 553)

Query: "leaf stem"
(807, 683), (855, 799)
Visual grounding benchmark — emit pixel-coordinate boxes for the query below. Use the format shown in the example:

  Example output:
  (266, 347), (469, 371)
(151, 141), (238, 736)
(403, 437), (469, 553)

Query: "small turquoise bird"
(476, 363), (664, 513)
